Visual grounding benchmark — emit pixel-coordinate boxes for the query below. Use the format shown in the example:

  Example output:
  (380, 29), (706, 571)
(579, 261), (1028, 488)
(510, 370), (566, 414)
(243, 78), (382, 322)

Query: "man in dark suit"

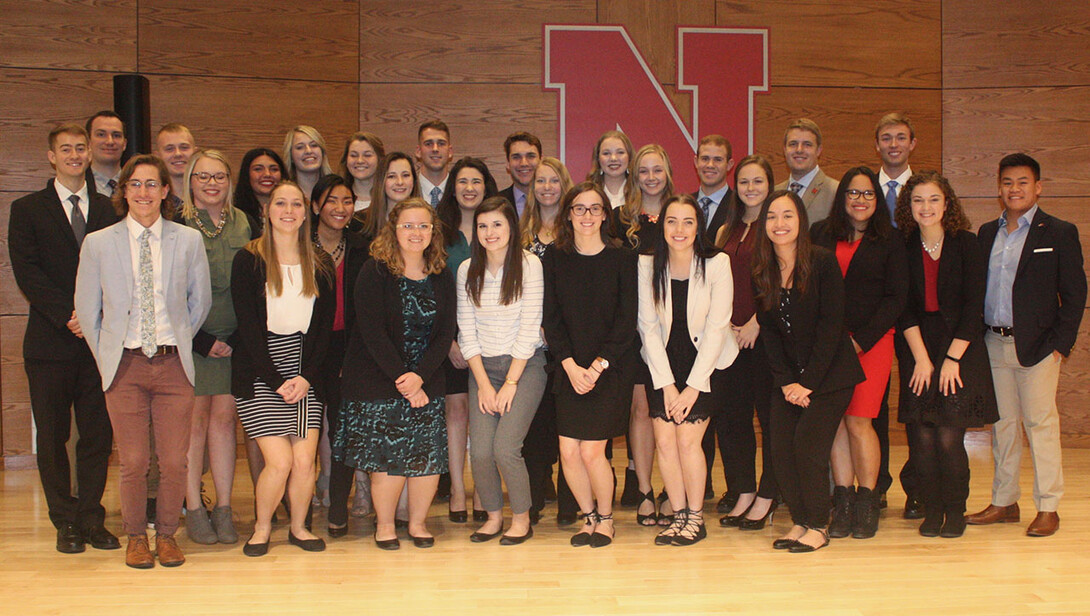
(691, 134), (734, 244)
(9, 124), (120, 554)
(84, 110), (126, 198)
(967, 153), (1086, 537)
(499, 131), (542, 217)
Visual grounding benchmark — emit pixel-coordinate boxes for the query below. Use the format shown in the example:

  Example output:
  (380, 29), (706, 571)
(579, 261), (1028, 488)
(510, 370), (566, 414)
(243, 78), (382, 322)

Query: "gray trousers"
(468, 350), (548, 514)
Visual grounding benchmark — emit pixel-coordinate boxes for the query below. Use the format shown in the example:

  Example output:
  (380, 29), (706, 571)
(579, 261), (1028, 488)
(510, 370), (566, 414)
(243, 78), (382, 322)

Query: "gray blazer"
(777, 168), (838, 225)
(75, 218), (212, 390)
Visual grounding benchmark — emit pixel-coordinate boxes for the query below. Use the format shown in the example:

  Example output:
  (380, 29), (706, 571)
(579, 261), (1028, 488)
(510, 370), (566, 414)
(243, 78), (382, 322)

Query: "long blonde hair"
(520, 157), (573, 248)
(181, 149), (235, 222)
(282, 125), (334, 180)
(619, 144), (675, 248)
(244, 181), (331, 297)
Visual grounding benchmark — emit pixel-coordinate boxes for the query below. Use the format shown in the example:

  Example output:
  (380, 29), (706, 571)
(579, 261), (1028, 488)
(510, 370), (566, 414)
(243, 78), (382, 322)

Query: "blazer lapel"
(43, 180), (81, 249)
(1015, 208), (1050, 278)
(161, 223), (179, 296)
(113, 224), (135, 299)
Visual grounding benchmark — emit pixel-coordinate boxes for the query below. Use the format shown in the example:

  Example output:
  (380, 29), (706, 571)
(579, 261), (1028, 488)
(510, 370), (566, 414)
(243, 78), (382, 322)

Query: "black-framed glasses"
(572, 204), (604, 216)
(846, 189), (877, 201)
(193, 171), (229, 184)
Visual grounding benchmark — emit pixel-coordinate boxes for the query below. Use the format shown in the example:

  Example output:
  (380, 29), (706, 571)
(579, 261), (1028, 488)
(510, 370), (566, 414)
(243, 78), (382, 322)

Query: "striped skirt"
(236, 332), (323, 438)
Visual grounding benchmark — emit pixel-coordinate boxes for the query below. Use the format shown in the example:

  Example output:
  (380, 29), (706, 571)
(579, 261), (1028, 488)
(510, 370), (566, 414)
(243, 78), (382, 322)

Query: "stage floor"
(2, 441), (1088, 615)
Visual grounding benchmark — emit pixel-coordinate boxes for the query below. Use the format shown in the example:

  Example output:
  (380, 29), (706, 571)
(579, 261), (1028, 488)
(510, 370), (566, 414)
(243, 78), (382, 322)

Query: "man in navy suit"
(9, 124), (120, 554)
(499, 132), (542, 216)
(967, 153), (1086, 537)
(691, 134), (734, 244)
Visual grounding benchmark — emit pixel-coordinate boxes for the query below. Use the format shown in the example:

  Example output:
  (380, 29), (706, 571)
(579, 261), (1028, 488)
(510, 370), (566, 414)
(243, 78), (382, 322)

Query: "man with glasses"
(9, 124), (120, 554)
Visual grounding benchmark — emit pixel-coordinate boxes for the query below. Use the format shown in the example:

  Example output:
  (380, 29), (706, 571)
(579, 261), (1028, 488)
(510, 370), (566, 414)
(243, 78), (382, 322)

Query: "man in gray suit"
(775, 118), (838, 224)
(75, 154), (211, 569)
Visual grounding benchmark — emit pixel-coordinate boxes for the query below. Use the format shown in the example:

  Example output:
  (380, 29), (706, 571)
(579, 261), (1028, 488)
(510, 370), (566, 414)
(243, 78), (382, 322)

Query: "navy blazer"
(977, 207), (1086, 366)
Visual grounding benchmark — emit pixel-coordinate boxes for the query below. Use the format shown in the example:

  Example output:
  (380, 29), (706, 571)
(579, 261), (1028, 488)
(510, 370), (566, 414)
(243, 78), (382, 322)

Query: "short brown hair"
(418, 120), (450, 142)
(48, 124), (88, 149)
(113, 154), (175, 219)
(697, 134), (732, 161)
(874, 113), (915, 141)
(783, 118), (823, 146)
(504, 132), (542, 158)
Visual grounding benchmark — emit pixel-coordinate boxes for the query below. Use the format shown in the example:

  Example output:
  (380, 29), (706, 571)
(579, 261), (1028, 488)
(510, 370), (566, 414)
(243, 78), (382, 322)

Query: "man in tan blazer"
(775, 118), (837, 225)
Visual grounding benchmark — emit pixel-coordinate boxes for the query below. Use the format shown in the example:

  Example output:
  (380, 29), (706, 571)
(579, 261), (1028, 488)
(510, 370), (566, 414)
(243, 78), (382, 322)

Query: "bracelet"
(945, 354), (960, 363)
(504, 378), (518, 386)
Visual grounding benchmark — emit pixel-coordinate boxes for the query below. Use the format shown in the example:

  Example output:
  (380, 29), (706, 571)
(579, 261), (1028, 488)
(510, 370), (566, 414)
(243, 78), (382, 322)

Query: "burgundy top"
(333, 258), (346, 332)
(922, 246), (940, 312)
(720, 221), (759, 326)
(835, 238), (862, 277)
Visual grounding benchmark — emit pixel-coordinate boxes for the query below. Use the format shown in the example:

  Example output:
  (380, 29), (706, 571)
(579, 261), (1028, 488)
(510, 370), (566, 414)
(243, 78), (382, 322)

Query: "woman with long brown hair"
(338, 132), (386, 213)
(586, 130), (634, 210)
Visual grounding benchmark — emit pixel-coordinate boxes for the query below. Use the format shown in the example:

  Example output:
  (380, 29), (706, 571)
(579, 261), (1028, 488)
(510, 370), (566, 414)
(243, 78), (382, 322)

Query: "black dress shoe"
(448, 509), (468, 523)
(500, 527), (533, 546)
(620, 467), (640, 507)
(772, 537), (799, 550)
(327, 524), (348, 538)
(940, 512), (966, 538)
(374, 533), (400, 550)
(788, 528), (830, 553)
(715, 492), (739, 514)
(904, 497), (925, 520)
(529, 509), (541, 526)
(556, 511), (578, 526)
(472, 509), (488, 523)
(470, 529), (503, 543)
(408, 534), (435, 548)
(288, 531), (326, 552)
(83, 525), (121, 550)
(243, 534), (269, 557)
(57, 523), (85, 554)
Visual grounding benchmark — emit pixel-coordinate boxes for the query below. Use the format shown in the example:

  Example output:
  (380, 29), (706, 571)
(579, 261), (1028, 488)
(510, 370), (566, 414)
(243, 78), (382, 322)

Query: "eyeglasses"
(193, 171), (229, 184)
(125, 179), (162, 190)
(571, 204), (604, 216)
(846, 189), (877, 201)
(396, 223), (434, 231)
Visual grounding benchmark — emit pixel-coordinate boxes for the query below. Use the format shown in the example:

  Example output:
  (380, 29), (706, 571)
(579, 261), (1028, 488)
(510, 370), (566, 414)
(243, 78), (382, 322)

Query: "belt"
(988, 326), (1014, 337)
(124, 345), (179, 356)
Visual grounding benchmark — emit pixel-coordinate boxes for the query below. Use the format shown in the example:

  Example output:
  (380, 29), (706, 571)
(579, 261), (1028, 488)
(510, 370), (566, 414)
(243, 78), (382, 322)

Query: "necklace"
(921, 235), (943, 255)
(315, 230), (346, 264)
(193, 206), (228, 239)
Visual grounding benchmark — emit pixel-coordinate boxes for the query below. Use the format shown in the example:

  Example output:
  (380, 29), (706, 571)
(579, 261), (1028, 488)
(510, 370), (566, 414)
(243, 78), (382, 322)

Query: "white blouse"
(266, 264), (315, 334)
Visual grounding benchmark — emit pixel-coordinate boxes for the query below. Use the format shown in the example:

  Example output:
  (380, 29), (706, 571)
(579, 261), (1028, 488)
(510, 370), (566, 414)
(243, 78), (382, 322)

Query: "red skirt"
(844, 329), (894, 418)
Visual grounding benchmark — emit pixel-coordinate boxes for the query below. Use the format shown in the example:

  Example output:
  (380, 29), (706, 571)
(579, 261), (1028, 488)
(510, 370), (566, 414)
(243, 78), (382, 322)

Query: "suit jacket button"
(693, 336), (699, 342)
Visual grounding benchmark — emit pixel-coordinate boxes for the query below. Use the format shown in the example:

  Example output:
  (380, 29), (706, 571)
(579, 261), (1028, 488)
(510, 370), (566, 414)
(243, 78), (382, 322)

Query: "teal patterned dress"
(333, 277), (449, 477)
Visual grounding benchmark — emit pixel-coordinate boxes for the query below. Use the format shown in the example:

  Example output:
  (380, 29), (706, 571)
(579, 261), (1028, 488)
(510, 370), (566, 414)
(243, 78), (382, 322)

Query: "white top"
(605, 180), (626, 209)
(266, 264), (315, 334)
(54, 179), (90, 222)
(456, 252), (544, 360)
(354, 197), (371, 212)
(124, 215), (178, 348)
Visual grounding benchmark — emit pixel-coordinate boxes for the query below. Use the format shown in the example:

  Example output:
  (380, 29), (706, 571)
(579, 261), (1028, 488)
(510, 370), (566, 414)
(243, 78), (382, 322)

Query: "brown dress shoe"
(155, 534), (186, 567)
(1026, 512), (1059, 537)
(125, 534), (154, 569)
(965, 503), (1020, 525)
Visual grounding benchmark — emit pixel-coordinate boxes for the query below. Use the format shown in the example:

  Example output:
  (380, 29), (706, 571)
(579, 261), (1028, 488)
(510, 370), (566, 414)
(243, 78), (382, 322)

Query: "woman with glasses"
(177, 150), (257, 546)
(335, 198), (456, 550)
(543, 182), (637, 548)
(811, 167), (908, 540)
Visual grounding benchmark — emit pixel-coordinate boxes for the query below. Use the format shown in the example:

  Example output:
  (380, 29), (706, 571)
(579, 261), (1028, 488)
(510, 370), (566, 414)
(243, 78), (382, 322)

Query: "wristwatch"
(595, 357), (610, 372)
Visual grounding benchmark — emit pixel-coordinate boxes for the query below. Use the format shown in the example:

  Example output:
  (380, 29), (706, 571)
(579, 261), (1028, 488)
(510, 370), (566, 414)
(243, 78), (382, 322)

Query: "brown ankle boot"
(155, 534), (186, 567)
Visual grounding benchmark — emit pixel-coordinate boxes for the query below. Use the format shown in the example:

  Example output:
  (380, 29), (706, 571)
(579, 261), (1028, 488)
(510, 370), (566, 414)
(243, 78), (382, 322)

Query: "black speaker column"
(113, 74), (151, 163)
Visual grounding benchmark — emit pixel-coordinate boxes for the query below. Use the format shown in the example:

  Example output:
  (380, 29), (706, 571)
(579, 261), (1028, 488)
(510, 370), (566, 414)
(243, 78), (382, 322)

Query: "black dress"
(542, 244), (638, 440)
(647, 279), (728, 422)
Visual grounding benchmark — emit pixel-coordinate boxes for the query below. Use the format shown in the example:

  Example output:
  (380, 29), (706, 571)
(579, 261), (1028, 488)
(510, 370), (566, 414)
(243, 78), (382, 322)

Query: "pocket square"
(1033, 247), (1054, 253)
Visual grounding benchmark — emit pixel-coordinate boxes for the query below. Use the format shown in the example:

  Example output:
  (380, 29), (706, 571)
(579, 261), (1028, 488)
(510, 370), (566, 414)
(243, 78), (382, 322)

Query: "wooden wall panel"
(138, 0), (359, 82)
(0, 0), (136, 72)
(358, 0), (596, 84)
(943, 0), (1090, 89)
(0, 69), (116, 193)
(0, 194), (29, 317)
(753, 86), (942, 183)
(599, 0), (716, 86)
(942, 86), (1090, 198)
(717, 0), (942, 88)
(1, 316), (30, 457)
(360, 84), (559, 188)
(147, 75), (359, 176)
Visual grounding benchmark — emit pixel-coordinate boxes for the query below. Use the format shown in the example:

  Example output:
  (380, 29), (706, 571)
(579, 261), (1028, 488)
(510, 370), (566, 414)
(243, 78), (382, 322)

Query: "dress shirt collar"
(999, 203), (1039, 231)
(878, 166), (912, 189)
(126, 213), (163, 241)
(697, 184), (730, 206)
(53, 178), (90, 210)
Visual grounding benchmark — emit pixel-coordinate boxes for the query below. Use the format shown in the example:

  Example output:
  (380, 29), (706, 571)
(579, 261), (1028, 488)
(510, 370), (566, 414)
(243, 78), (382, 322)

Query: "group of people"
(10, 109), (1083, 569)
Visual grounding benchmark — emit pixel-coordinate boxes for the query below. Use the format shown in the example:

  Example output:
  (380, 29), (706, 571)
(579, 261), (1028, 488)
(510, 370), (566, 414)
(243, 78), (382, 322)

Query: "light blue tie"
(429, 186), (442, 207)
(138, 229), (157, 357)
(886, 180), (899, 226)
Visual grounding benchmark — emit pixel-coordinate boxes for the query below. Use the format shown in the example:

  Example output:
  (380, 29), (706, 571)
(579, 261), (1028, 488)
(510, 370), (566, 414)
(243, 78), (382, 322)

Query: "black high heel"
(656, 491), (674, 527)
(636, 490), (658, 527)
(570, 510), (597, 547)
(719, 500), (754, 527)
(738, 501), (778, 531)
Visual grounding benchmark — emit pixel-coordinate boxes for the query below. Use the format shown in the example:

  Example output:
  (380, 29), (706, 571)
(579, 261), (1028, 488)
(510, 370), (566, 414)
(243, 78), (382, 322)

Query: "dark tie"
(429, 186), (441, 207)
(885, 180), (899, 225)
(789, 181), (803, 195)
(699, 197), (713, 227)
(107, 178), (117, 194)
(68, 194), (86, 246)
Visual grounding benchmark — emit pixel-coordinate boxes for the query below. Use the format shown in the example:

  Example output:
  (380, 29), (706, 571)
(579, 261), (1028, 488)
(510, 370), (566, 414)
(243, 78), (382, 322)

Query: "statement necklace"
(315, 230), (346, 264)
(921, 235), (943, 255)
(193, 206), (228, 239)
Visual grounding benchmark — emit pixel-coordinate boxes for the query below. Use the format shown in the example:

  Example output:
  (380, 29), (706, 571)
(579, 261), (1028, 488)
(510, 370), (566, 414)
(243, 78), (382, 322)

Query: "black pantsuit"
(708, 341), (776, 498)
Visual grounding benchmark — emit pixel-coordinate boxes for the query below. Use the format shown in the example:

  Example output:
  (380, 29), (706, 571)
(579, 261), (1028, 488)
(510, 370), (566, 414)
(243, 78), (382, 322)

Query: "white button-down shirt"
(123, 214), (178, 348)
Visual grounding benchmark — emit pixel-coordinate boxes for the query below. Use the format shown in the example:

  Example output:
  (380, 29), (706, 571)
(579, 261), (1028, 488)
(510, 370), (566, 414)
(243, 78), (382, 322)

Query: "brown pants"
(104, 351), (194, 536)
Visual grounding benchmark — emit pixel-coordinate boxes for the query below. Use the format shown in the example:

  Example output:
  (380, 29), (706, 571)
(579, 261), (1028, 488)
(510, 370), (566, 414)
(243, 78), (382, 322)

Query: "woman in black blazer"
(334, 198), (456, 550)
(231, 181), (335, 556)
(753, 190), (864, 553)
(811, 167), (908, 539)
(894, 171), (998, 538)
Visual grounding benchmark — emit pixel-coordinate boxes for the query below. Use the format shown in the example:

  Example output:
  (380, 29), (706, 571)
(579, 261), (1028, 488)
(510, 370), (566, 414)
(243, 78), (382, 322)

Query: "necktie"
(516, 193), (526, 216)
(429, 186), (441, 207)
(106, 178), (117, 195)
(885, 180), (899, 223)
(138, 229), (157, 358)
(68, 195), (86, 246)
(699, 196), (713, 227)
(789, 181), (803, 195)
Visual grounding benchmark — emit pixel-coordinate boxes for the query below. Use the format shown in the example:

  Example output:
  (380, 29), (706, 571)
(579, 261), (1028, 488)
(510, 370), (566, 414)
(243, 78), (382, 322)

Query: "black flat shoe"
(448, 509), (468, 523)
(570, 511), (597, 547)
(589, 513), (614, 548)
(83, 525), (120, 550)
(327, 524), (348, 538)
(472, 509), (488, 523)
(789, 528), (830, 553)
(904, 497), (925, 520)
(940, 512), (966, 538)
(57, 523), (85, 554)
(470, 529), (503, 543)
(499, 527), (533, 546)
(556, 511), (578, 526)
(738, 502), (778, 531)
(671, 510), (707, 546)
(772, 537), (799, 550)
(529, 509), (541, 526)
(374, 533), (400, 550)
(919, 510), (943, 537)
(243, 534), (269, 557)
(288, 531), (326, 552)
(394, 518), (409, 529)
(408, 534), (435, 548)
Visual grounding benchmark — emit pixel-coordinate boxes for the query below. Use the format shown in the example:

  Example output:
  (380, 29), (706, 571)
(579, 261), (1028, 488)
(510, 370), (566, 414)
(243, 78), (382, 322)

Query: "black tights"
(906, 422), (968, 513)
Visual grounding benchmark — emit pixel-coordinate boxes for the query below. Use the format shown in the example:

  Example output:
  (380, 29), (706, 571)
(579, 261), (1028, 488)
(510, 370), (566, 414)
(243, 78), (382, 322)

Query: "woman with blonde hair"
(521, 157), (573, 257)
(283, 125), (334, 199)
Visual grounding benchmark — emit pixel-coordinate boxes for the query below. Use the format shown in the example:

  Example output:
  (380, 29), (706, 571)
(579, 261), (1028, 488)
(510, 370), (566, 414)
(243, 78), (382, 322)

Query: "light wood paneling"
(754, 86), (942, 182)
(599, 0), (716, 86)
(147, 75), (359, 176)
(0, 0), (136, 72)
(358, 0), (596, 84)
(138, 0), (359, 82)
(943, 0), (1090, 89)
(0, 69), (115, 193)
(360, 84), (559, 187)
(942, 86), (1090, 198)
(1, 316), (30, 457)
(717, 0), (942, 88)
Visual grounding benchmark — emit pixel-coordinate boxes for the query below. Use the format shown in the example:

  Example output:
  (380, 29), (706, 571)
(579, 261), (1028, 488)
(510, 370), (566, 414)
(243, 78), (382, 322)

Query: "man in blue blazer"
(75, 154), (211, 568)
(967, 153), (1086, 537)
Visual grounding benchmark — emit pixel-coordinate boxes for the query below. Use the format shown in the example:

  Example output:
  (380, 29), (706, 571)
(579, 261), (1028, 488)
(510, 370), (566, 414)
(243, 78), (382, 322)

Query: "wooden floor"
(2, 441), (1088, 615)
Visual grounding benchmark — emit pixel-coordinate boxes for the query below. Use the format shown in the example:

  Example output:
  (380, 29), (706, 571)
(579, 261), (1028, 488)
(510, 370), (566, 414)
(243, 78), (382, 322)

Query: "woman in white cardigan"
(637, 194), (738, 546)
